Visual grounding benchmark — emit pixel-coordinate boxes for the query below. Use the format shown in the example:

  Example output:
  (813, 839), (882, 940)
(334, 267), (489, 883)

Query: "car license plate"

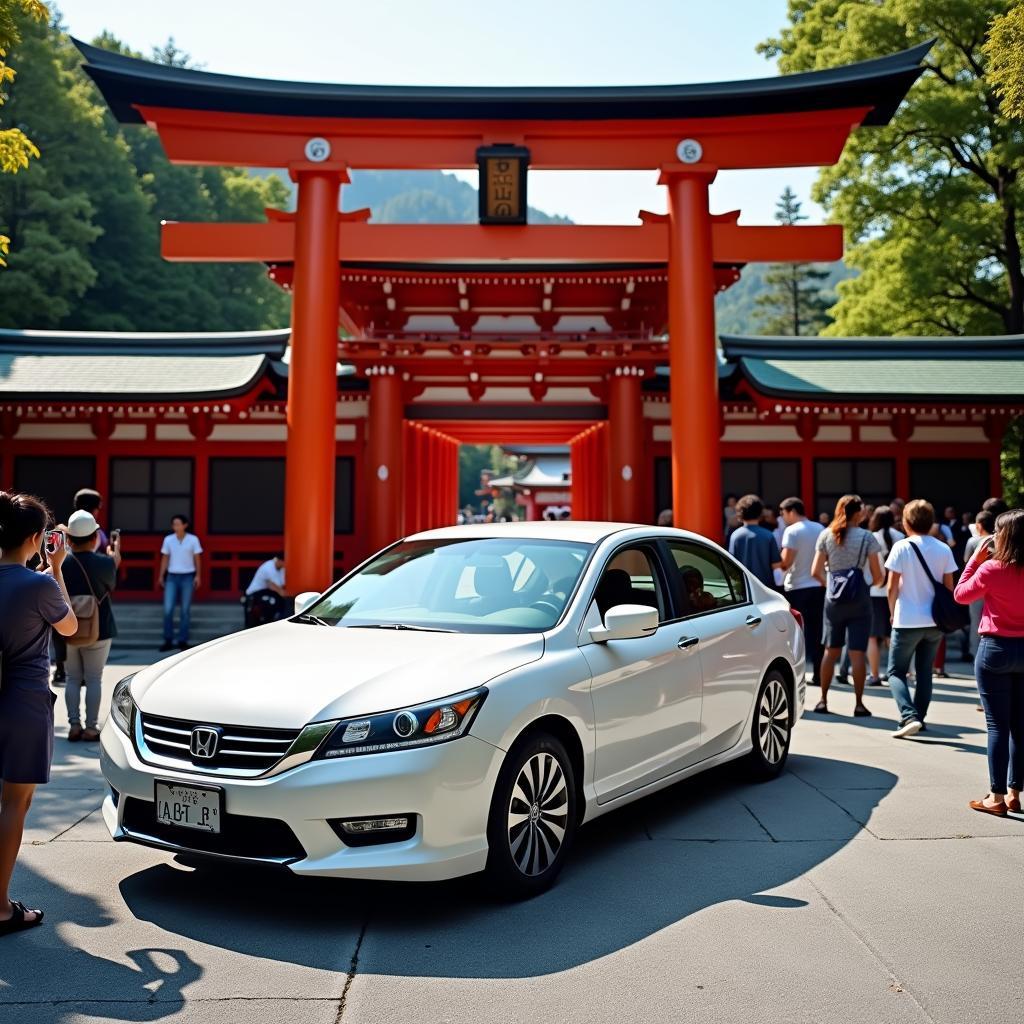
(155, 781), (222, 833)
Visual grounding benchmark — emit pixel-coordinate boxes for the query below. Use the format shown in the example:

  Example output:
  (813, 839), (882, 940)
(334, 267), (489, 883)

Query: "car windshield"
(303, 537), (593, 634)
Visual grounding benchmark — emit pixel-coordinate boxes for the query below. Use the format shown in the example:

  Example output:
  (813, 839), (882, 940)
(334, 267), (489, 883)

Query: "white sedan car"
(100, 522), (805, 897)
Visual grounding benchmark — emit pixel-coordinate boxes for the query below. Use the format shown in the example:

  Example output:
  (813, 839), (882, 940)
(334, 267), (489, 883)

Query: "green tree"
(0, 16), (289, 330)
(0, 0), (46, 263)
(760, 0), (1024, 337)
(984, 3), (1024, 120)
(753, 187), (833, 335)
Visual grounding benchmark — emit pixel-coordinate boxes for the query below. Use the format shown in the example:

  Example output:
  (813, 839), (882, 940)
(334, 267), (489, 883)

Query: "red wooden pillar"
(366, 369), (403, 553)
(608, 368), (643, 522)
(796, 412), (818, 516)
(892, 412), (913, 498)
(402, 422), (416, 534)
(663, 167), (721, 540)
(284, 168), (342, 594)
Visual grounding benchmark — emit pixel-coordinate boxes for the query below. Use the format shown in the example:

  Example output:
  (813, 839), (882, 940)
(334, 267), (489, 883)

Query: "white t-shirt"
(246, 559), (285, 596)
(869, 528), (905, 597)
(780, 518), (825, 591)
(884, 534), (957, 628)
(161, 532), (203, 574)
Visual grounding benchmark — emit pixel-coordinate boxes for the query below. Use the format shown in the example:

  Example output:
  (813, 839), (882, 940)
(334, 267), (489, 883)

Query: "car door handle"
(677, 636), (699, 650)
(745, 614), (762, 628)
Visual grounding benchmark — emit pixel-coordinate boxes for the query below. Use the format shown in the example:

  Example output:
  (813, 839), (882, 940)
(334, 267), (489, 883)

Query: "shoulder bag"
(907, 541), (970, 634)
(826, 532), (869, 605)
(66, 554), (106, 647)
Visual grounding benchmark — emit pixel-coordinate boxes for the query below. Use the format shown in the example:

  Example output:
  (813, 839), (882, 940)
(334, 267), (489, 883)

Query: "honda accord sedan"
(100, 522), (805, 897)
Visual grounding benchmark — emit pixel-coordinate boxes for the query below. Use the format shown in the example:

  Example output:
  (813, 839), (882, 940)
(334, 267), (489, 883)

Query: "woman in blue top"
(0, 492), (78, 937)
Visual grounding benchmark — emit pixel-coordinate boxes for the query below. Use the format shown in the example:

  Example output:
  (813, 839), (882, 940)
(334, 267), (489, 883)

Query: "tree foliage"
(984, 3), (1024, 120)
(754, 187), (833, 335)
(0, 0), (46, 264)
(0, 13), (290, 329)
(760, 0), (1024, 337)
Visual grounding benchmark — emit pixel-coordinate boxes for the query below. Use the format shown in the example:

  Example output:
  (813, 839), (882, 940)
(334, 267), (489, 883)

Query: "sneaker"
(52, 665), (66, 684)
(158, 641), (176, 652)
(835, 675), (850, 686)
(866, 675), (883, 686)
(893, 719), (922, 739)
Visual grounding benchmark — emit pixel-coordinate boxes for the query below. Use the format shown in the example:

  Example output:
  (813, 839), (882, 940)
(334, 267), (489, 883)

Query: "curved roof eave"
(73, 38), (932, 127)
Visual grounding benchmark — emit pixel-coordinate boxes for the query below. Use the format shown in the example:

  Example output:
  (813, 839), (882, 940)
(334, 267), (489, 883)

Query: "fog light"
(340, 817), (409, 834)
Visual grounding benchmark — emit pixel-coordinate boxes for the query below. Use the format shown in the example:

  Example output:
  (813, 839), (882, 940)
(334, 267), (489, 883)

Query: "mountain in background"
(257, 168), (571, 224)
(258, 168), (848, 333)
(715, 260), (854, 336)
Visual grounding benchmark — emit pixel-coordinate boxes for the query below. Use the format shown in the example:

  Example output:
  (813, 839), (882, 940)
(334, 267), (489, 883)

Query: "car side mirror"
(294, 591), (321, 614)
(589, 604), (659, 643)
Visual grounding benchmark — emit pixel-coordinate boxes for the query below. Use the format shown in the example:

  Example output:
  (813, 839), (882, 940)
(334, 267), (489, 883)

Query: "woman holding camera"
(0, 492), (78, 937)
(954, 509), (1024, 816)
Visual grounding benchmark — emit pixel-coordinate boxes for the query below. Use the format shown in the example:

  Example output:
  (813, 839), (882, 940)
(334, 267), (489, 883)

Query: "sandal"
(0, 900), (44, 937)
(67, 726), (83, 742)
(854, 705), (872, 718)
(969, 799), (1007, 817)
(813, 700), (830, 714)
(81, 728), (101, 742)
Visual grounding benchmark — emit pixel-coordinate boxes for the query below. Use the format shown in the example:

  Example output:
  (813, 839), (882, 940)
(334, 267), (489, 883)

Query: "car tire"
(746, 670), (792, 780)
(484, 731), (577, 899)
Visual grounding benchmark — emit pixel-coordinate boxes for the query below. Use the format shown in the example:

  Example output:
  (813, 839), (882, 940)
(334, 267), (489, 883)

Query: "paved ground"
(4, 648), (1022, 1024)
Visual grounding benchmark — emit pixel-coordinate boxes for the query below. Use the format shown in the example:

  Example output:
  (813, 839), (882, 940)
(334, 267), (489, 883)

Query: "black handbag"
(826, 533), (869, 605)
(908, 541), (970, 634)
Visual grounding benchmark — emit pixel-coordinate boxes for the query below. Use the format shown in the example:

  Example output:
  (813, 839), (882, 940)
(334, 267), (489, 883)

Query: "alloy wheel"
(507, 752), (568, 876)
(758, 678), (790, 765)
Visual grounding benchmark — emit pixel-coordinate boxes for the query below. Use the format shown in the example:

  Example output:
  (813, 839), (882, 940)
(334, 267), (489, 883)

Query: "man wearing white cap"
(63, 511), (121, 742)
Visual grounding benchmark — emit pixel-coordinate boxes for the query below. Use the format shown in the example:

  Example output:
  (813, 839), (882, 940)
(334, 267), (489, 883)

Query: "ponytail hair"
(0, 491), (51, 553)
(829, 493), (863, 545)
(869, 505), (896, 552)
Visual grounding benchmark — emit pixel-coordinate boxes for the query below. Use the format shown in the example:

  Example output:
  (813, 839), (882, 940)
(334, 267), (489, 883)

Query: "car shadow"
(116, 754), (896, 980)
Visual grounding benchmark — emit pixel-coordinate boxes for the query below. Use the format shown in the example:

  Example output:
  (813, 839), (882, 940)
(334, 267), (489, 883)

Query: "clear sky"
(54, 0), (824, 225)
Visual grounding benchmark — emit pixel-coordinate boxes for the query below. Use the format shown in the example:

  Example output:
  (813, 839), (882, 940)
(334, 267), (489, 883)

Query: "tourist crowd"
(726, 490), (1023, 820)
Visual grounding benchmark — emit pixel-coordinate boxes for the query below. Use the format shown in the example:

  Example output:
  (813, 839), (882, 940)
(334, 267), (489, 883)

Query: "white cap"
(67, 509), (100, 538)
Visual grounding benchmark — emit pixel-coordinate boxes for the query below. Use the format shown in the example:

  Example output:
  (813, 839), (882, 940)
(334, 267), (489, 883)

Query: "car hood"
(130, 621), (545, 729)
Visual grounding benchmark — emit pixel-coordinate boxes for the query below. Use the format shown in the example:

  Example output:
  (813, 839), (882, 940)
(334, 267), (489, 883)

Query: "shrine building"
(2, 40), (1023, 598)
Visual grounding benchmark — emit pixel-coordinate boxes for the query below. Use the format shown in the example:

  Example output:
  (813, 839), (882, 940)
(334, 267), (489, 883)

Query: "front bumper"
(100, 718), (503, 881)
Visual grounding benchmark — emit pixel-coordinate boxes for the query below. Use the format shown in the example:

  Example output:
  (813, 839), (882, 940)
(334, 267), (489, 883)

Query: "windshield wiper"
(349, 623), (457, 633)
(292, 612), (333, 627)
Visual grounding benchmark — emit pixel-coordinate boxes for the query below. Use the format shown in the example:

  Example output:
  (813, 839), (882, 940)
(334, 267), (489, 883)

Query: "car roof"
(404, 521), (719, 547)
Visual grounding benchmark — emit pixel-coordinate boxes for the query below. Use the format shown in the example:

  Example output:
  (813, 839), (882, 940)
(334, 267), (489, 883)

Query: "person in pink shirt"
(954, 509), (1024, 817)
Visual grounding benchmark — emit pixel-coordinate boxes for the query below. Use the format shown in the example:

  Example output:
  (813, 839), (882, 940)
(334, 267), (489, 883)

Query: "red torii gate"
(75, 39), (928, 592)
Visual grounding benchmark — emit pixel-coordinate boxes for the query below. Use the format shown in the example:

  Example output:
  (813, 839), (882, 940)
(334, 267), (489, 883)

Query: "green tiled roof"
(0, 352), (271, 400)
(738, 357), (1024, 401)
(0, 328), (289, 400)
(716, 334), (1024, 402)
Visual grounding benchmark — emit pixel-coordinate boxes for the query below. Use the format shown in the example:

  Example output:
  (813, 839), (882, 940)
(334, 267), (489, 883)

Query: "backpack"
(826, 532), (869, 605)
(907, 541), (971, 634)
(65, 554), (107, 647)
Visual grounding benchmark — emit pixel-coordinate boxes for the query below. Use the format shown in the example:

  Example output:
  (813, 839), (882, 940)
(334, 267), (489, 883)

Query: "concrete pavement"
(4, 651), (1022, 1024)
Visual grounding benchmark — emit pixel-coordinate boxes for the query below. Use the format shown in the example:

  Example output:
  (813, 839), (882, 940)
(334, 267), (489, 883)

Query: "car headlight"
(110, 674), (136, 734)
(315, 688), (486, 759)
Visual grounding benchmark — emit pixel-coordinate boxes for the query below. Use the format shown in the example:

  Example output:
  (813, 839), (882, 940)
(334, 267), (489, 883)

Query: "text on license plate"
(155, 782), (221, 833)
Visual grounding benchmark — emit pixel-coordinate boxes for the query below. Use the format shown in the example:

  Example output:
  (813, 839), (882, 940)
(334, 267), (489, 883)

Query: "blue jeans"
(974, 636), (1024, 795)
(887, 626), (943, 725)
(163, 572), (195, 643)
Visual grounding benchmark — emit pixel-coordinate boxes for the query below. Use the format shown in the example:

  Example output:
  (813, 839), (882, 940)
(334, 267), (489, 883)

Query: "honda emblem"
(190, 726), (221, 760)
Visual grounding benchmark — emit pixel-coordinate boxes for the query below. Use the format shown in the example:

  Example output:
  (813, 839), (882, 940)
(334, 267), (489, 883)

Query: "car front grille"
(139, 713), (302, 774)
(121, 797), (306, 863)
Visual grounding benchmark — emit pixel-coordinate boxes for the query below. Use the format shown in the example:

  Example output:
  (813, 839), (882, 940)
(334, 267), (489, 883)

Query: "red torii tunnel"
(75, 39), (929, 592)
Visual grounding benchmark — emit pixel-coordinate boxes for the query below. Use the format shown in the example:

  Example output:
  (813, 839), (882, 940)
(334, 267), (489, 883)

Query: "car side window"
(590, 546), (668, 623)
(666, 541), (747, 616)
